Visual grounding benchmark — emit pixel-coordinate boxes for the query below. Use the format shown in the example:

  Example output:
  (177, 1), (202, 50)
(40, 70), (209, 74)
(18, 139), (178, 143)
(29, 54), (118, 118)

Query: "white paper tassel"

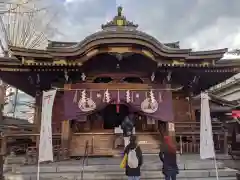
(81, 90), (87, 103)
(126, 90), (131, 103)
(104, 89), (111, 103)
(149, 90), (155, 103)
(151, 72), (155, 82)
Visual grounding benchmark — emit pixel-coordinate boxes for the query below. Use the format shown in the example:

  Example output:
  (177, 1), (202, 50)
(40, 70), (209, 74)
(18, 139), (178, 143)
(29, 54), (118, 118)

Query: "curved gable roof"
(8, 6), (227, 61)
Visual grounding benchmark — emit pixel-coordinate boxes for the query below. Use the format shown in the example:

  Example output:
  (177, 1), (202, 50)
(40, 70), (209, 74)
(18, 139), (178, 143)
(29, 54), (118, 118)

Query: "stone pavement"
(221, 159), (240, 170)
(49, 154), (240, 168)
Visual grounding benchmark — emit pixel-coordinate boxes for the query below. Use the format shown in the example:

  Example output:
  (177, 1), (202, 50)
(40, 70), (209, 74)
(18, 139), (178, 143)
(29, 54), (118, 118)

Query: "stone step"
(3, 174), (239, 180)
(11, 161), (226, 173)
(5, 155), (239, 180)
(5, 168), (238, 180)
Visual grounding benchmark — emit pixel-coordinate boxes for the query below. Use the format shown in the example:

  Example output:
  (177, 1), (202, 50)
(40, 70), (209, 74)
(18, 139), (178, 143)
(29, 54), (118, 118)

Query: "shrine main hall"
(0, 7), (239, 158)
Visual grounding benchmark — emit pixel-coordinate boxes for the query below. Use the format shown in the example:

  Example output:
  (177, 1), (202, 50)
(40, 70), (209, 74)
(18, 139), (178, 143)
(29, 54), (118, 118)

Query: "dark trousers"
(164, 171), (177, 180)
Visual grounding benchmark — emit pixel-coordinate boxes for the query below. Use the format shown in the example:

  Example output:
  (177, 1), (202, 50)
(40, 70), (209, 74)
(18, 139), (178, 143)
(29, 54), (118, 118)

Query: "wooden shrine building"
(0, 7), (239, 158)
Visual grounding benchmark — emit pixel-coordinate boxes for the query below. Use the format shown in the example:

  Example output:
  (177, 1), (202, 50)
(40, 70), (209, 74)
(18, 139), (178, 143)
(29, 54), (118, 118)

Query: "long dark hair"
(129, 135), (137, 148)
(164, 136), (177, 154)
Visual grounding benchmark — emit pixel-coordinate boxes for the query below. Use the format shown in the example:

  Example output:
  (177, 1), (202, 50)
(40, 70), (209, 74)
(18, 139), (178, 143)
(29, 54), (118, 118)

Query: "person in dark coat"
(121, 114), (134, 147)
(159, 136), (179, 180)
(124, 135), (143, 180)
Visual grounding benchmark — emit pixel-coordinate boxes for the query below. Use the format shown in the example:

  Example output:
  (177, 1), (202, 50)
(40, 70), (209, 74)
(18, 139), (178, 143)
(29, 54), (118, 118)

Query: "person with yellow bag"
(120, 136), (143, 180)
(120, 153), (127, 169)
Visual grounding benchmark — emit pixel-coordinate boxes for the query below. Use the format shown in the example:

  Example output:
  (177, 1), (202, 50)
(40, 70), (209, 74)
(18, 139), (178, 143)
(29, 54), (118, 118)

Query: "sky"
(38, 0), (240, 51)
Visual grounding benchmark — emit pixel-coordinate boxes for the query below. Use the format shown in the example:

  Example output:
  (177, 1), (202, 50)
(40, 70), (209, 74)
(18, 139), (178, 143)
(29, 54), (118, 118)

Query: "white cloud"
(43, 0), (240, 51)
(3, 0), (240, 50)
(65, 0), (96, 3)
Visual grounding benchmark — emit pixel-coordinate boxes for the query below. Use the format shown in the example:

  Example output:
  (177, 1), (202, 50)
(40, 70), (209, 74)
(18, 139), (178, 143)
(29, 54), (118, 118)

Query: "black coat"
(159, 147), (179, 175)
(121, 116), (134, 137)
(124, 144), (143, 176)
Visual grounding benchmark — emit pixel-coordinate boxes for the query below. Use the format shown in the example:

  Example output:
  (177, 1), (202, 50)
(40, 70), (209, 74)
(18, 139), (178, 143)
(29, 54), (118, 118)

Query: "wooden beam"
(70, 83), (163, 90)
(60, 84), (71, 159)
(61, 120), (71, 159)
(0, 134), (6, 180)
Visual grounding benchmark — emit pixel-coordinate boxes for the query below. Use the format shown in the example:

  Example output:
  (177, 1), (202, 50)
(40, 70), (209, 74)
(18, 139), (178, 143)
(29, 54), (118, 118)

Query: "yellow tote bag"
(120, 154), (127, 168)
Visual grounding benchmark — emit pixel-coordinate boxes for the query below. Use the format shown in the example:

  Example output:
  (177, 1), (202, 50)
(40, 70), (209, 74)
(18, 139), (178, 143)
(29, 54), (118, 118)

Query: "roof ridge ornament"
(101, 6), (138, 31)
(118, 6), (122, 17)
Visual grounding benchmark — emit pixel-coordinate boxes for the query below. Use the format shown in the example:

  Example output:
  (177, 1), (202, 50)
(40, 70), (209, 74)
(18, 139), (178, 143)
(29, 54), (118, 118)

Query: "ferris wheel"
(0, 0), (63, 120)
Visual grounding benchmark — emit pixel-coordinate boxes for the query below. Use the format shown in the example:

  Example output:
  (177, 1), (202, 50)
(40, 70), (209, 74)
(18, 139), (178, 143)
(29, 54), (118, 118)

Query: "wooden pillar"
(60, 84), (72, 159)
(166, 83), (176, 142)
(1, 135), (6, 156)
(189, 94), (196, 121)
(61, 120), (71, 159)
(0, 82), (5, 180)
(237, 171), (240, 180)
(223, 130), (228, 154)
(0, 134), (6, 180)
(34, 94), (42, 129)
(0, 155), (3, 180)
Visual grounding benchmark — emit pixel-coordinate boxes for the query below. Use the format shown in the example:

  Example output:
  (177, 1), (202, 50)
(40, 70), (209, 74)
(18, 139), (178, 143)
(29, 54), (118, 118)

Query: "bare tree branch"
(0, 0), (40, 14)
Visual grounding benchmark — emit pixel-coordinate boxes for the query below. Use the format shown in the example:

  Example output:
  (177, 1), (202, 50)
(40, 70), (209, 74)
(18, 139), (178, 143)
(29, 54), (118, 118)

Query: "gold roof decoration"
(101, 6), (138, 30)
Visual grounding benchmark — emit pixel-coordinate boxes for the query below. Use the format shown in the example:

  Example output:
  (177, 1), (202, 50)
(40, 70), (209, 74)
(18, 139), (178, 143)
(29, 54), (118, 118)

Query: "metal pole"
(180, 135), (183, 154)
(0, 83), (4, 180)
(12, 88), (18, 118)
(0, 153), (3, 180)
(213, 156), (219, 180)
(0, 134), (5, 180)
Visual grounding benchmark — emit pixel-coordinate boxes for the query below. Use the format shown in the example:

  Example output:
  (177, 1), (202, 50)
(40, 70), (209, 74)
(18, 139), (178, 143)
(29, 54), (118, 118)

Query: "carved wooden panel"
(70, 135), (93, 156)
(90, 117), (104, 130)
(70, 133), (162, 156)
(70, 133), (115, 156)
(92, 134), (115, 155)
(72, 121), (91, 133)
(173, 97), (191, 121)
(52, 94), (64, 133)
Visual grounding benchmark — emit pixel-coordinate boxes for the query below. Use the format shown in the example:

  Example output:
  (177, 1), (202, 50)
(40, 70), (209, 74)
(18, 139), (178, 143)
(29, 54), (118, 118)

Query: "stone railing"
(25, 145), (69, 165)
